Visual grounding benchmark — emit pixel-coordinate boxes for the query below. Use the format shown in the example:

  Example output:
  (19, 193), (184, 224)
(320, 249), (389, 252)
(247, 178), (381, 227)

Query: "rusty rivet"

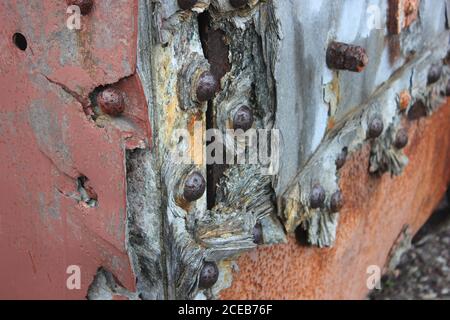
(230, 0), (249, 8)
(310, 185), (326, 209)
(196, 71), (218, 102)
(335, 147), (348, 170)
(66, 0), (94, 15)
(253, 222), (263, 245)
(198, 262), (219, 289)
(177, 0), (197, 10)
(427, 64), (442, 85)
(183, 172), (206, 202)
(233, 106), (254, 132)
(97, 88), (125, 116)
(367, 116), (384, 139)
(394, 128), (409, 149)
(326, 42), (369, 72)
(330, 191), (344, 213)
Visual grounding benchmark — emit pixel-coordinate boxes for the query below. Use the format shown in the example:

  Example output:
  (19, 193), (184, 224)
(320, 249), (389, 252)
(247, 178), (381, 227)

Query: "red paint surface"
(0, 0), (148, 299)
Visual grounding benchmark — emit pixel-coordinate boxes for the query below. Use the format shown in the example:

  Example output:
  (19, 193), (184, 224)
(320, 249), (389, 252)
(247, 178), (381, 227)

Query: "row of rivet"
(182, 0), (254, 289)
(310, 52), (450, 218)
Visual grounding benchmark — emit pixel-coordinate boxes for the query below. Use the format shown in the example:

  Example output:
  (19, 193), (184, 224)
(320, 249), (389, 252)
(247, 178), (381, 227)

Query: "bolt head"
(326, 42), (368, 72)
(252, 222), (263, 245)
(97, 88), (125, 116)
(183, 172), (206, 202)
(177, 0), (197, 10)
(427, 64), (442, 85)
(196, 71), (218, 102)
(394, 129), (409, 149)
(310, 185), (326, 209)
(330, 191), (344, 213)
(335, 147), (348, 170)
(66, 0), (94, 15)
(198, 262), (219, 289)
(233, 106), (254, 132)
(368, 116), (384, 139)
(229, 0), (249, 8)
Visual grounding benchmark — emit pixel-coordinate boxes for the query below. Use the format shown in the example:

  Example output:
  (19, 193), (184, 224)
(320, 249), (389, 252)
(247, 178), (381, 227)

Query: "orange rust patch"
(220, 100), (450, 300)
(327, 117), (336, 131)
(404, 0), (420, 29)
(388, 0), (420, 35)
(399, 90), (411, 111)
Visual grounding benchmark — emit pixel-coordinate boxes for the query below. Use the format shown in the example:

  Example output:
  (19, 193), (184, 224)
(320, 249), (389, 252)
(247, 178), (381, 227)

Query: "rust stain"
(164, 96), (178, 142)
(76, 27), (97, 79)
(388, 0), (420, 35)
(403, 0), (420, 29)
(198, 12), (231, 84)
(187, 113), (204, 166)
(399, 90), (411, 111)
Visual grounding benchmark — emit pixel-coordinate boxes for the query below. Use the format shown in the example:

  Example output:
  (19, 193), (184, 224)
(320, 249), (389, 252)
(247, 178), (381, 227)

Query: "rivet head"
(97, 88), (125, 116)
(427, 64), (442, 85)
(196, 71), (218, 102)
(394, 129), (409, 149)
(183, 172), (206, 202)
(229, 0), (249, 8)
(335, 147), (348, 170)
(233, 106), (254, 132)
(198, 262), (219, 289)
(368, 116), (384, 139)
(177, 0), (197, 10)
(252, 222), (263, 245)
(310, 185), (326, 209)
(330, 191), (344, 213)
(326, 42), (368, 72)
(66, 0), (94, 15)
